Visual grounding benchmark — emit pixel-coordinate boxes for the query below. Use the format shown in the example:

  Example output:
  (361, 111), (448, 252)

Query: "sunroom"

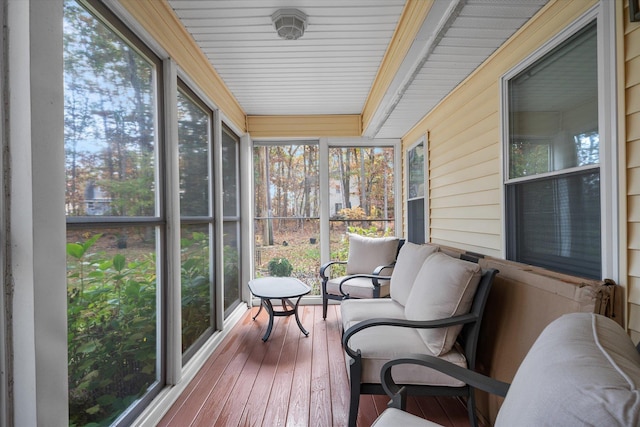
(2, 0), (640, 426)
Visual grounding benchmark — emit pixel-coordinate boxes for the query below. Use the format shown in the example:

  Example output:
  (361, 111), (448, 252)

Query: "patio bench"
(341, 243), (498, 427)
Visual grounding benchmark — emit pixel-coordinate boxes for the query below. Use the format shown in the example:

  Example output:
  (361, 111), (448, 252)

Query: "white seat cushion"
(344, 325), (467, 386)
(326, 276), (390, 299)
(341, 298), (405, 328)
(389, 242), (439, 306)
(346, 233), (399, 275)
(496, 312), (640, 427)
(372, 408), (441, 427)
(404, 253), (481, 356)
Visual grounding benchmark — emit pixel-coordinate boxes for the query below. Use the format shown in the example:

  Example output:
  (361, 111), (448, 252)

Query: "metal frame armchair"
(319, 234), (404, 319)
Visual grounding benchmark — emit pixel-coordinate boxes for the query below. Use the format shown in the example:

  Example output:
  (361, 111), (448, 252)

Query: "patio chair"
(373, 312), (640, 426)
(319, 233), (403, 319)
(342, 250), (498, 427)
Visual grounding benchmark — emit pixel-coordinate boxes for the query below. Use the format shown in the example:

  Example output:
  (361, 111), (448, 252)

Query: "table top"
(248, 277), (311, 299)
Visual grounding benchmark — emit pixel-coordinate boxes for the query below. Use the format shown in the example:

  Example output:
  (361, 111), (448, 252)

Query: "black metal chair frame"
(319, 239), (404, 319)
(342, 266), (498, 427)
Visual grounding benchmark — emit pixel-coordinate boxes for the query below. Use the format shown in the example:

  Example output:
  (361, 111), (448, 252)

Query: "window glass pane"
(408, 143), (424, 199)
(178, 90), (210, 217)
(506, 20), (601, 279)
(222, 128), (239, 217)
(64, 1), (157, 217)
(253, 144), (321, 294)
(328, 146), (395, 260)
(223, 222), (241, 312)
(64, 1), (161, 423)
(508, 22), (598, 179)
(67, 227), (158, 425)
(181, 224), (212, 353)
(408, 199), (425, 244)
(509, 171), (601, 279)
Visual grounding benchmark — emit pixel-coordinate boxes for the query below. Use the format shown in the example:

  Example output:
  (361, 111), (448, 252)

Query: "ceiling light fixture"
(272, 9), (308, 40)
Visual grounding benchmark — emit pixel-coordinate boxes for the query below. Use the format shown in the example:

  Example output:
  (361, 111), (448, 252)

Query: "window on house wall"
(222, 125), (242, 315)
(505, 21), (601, 279)
(407, 140), (426, 244)
(64, 0), (164, 424)
(177, 83), (215, 361)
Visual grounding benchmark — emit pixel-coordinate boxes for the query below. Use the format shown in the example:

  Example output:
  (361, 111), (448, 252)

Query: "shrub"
(268, 257), (293, 277)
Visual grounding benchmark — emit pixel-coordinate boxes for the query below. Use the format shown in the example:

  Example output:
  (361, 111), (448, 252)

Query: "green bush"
(268, 257), (293, 277)
(67, 234), (156, 426)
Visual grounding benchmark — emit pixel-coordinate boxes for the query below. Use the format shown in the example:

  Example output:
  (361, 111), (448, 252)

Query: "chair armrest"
(373, 262), (395, 276)
(319, 260), (347, 280)
(380, 354), (510, 398)
(342, 314), (477, 359)
(338, 273), (392, 297)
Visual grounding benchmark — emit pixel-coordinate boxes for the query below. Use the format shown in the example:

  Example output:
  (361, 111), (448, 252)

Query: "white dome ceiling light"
(271, 9), (308, 40)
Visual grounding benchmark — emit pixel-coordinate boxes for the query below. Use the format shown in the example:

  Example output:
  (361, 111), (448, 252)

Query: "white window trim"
(319, 138), (402, 266)
(500, 1), (618, 281)
(406, 135), (428, 243)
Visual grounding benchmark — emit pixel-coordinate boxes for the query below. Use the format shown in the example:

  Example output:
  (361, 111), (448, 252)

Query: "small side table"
(248, 277), (311, 341)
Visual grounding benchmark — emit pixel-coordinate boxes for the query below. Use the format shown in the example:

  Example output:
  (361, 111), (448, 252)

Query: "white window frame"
(500, 1), (618, 281)
(319, 138), (402, 267)
(406, 135), (428, 243)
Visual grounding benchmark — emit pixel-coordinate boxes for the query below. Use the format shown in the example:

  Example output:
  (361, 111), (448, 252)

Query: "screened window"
(222, 126), (242, 315)
(505, 22), (600, 279)
(253, 142), (320, 293)
(64, 0), (163, 424)
(177, 84), (215, 360)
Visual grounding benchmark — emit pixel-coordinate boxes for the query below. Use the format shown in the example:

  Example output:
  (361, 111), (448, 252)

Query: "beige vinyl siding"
(626, 1), (640, 342)
(402, 0), (597, 258)
(119, 0), (246, 132)
(246, 114), (361, 138)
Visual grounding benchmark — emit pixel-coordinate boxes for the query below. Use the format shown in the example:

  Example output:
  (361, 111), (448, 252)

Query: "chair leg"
(467, 387), (478, 427)
(348, 356), (362, 427)
(322, 295), (328, 319)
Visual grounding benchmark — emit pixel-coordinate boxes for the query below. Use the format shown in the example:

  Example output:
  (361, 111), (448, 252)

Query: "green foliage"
(268, 257), (293, 277)
(67, 234), (156, 426)
(180, 231), (212, 352)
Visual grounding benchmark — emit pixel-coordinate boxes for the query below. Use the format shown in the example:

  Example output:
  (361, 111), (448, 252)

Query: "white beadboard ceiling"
(167, 0), (549, 138)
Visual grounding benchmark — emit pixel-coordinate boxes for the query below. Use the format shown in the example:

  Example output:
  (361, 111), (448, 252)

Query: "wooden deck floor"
(158, 304), (474, 427)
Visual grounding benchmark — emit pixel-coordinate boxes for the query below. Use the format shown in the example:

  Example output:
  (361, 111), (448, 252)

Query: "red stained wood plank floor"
(158, 305), (476, 427)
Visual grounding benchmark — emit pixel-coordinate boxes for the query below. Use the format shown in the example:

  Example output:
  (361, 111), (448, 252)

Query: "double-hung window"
(503, 11), (614, 280)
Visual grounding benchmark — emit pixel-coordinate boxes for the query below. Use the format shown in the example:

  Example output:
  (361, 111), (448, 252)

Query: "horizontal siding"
(627, 8), (640, 340)
(401, 0), (597, 258)
(246, 115), (361, 138)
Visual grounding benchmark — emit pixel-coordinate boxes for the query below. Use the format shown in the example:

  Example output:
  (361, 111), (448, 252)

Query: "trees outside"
(64, 1), (160, 425)
(253, 144), (396, 294)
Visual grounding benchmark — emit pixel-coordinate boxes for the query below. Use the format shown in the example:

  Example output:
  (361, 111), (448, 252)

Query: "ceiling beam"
(363, 0), (467, 138)
(361, 0), (433, 135)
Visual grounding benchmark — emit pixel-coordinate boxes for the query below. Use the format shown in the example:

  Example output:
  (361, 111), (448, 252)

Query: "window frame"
(500, 2), (618, 281)
(64, 0), (168, 424)
(406, 136), (428, 244)
(177, 80), (216, 363)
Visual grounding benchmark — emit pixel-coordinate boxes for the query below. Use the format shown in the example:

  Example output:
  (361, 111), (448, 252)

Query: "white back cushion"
(389, 242), (439, 306)
(345, 233), (399, 275)
(404, 253), (481, 356)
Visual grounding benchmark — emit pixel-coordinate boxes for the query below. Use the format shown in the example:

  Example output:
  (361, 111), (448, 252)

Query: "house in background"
(1, 0), (639, 425)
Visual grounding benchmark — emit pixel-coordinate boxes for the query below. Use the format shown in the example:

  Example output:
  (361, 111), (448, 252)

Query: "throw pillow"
(389, 242), (439, 306)
(404, 252), (482, 355)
